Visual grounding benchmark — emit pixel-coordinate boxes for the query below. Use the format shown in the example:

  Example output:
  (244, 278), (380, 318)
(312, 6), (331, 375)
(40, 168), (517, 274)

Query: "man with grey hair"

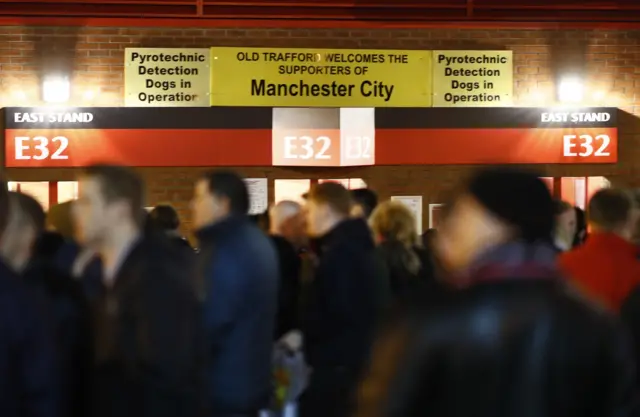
(269, 200), (306, 338)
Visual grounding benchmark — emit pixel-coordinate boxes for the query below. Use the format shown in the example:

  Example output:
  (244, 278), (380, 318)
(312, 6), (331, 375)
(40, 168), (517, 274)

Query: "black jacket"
(357, 279), (636, 417)
(196, 216), (278, 414)
(303, 218), (387, 371)
(271, 235), (302, 339)
(24, 231), (91, 417)
(0, 258), (58, 417)
(377, 241), (436, 301)
(89, 235), (201, 417)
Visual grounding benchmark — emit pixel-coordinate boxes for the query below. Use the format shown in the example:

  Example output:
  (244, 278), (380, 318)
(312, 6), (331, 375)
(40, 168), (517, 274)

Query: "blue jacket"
(0, 259), (58, 417)
(196, 216), (279, 414)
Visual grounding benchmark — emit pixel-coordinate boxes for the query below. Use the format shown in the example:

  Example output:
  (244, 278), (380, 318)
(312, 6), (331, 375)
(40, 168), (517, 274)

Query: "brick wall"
(1, 26), (640, 232)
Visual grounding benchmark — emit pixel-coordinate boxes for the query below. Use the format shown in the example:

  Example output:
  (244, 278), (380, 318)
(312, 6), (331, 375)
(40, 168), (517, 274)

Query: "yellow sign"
(432, 51), (513, 107)
(124, 48), (211, 107)
(209, 47), (432, 107)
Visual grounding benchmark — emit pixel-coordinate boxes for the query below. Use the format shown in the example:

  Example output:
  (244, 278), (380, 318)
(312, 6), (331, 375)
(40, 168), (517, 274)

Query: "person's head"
(421, 228), (438, 249)
(0, 192), (45, 272)
(191, 170), (249, 230)
(257, 211), (270, 232)
(147, 205), (180, 232)
(306, 182), (352, 237)
(436, 167), (554, 273)
(270, 200), (306, 245)
(47, 201), (75, 239)
(369, 201), (418, 247)
(588, 188), (636, 240)
(350, 188), (378, 219)
(573, 206), (587, 247)
(73, 164), (145, 248)
(553, 200), (577, 249)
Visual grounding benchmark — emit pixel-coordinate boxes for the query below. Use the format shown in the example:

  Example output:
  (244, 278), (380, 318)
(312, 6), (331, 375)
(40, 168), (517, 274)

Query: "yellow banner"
(432, 51), (513, 107)
(210, 47), (432, 107)
(124, 48), (211, 107)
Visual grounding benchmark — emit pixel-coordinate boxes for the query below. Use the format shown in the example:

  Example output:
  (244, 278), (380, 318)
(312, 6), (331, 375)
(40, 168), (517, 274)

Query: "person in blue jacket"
(192, 170), (279, 417)
(0, 190), (58, 417)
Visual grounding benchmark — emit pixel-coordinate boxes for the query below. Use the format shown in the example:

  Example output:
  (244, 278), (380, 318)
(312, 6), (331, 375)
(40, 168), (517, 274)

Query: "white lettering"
(284, 136), (297, 159)
(543, 112), (611, 123)
(345, 136), (373, 159)
(315, 137), (331, 160)
(12, 112), (93, 124)
(281, 136), (332, 160)
(32, 136), (49, 160)
(12, 136), (70, 161)
(51, 137), (69, 159)
(14, 137), (30, 160)
(299, 136), (314, 159)
(563, 134), (611, 157)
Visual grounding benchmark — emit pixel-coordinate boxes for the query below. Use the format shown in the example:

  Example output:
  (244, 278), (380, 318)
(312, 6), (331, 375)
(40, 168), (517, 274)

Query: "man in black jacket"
(300, 182), (385, 417)
(356, 167), (635, 417)
(269, 200), (305, 339)
(0, 190), (58, 417)
(192, 170), (278, 417)
(73, 164), (201, 417)
(15, 192), (91, 417)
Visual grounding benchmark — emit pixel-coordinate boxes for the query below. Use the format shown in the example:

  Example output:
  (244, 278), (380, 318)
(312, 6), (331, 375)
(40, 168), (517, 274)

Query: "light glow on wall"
(43, 76), (70, 104)
(557, 76), (584, 103)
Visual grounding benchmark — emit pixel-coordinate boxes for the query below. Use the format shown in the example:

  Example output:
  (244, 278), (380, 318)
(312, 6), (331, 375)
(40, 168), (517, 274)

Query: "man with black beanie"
(356, 167), (636, 417)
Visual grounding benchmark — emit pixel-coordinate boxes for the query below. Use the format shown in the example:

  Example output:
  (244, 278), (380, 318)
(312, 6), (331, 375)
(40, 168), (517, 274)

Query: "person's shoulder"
(557, 247), (587, 273)
(0, 273), (43, 326)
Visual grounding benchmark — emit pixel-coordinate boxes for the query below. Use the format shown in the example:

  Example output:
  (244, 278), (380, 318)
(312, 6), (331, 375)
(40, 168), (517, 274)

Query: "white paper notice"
(245, 178), (268, 215)
(391, 196), (423, 232)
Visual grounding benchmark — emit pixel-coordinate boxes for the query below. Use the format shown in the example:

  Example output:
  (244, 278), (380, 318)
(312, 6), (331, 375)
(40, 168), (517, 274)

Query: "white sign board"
(391, 195), (423, 232)
(245, 178), (268, 215)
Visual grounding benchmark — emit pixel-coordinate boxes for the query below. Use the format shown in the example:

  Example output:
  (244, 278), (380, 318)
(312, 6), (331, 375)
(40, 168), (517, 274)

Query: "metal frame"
(1, 1), (640, 28)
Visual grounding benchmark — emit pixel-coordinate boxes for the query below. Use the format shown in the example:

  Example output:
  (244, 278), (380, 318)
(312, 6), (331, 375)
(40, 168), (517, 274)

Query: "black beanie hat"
(467, 167), (554, 243)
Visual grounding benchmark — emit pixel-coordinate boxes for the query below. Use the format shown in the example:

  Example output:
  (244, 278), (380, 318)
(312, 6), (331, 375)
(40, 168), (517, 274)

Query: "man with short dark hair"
(191, 169), (278, 417)
(350, 188), (378, 219)
(146, 205), (192, 250)
(560, 188), (640, 310)
(73, 163), (201, 417)
(300, 182), (385, 417)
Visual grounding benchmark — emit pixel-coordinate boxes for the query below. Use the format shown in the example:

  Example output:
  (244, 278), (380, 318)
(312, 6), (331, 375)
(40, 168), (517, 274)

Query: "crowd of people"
(1, 163), (640, 417)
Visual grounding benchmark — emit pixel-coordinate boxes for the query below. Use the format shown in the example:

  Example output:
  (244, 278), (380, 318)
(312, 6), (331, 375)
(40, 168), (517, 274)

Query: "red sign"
(1, 107), (618, 168)
(4, 129), (273, 168)
(374, 128), (617, 165)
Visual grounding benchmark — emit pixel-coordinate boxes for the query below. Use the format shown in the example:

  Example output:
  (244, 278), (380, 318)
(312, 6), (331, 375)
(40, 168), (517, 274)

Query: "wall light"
(557, 76), (584, 104)
(43, 76), (70, 104)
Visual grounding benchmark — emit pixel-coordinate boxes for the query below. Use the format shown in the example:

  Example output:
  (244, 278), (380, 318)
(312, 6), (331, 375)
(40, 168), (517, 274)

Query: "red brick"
(0, 25), (638, 233)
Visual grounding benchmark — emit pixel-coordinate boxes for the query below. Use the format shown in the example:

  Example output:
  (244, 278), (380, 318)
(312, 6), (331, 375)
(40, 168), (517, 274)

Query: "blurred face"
(72, 176), (112, 247)
(306, 199), (335, 237)
(281, 212), (308, 247)
(556, 208), (577, 245)
(435, 194), (512, 274)
(190, 179), (229, 230)
(624, 208), (640, 242)
(350, 204), (365, 219)
(3, 223), (37, 273)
